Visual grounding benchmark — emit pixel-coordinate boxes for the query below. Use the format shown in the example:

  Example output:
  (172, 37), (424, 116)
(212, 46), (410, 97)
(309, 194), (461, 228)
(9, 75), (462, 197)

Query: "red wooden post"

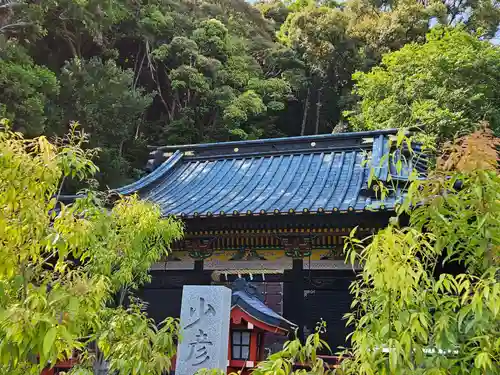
(249, 331), (258, 362)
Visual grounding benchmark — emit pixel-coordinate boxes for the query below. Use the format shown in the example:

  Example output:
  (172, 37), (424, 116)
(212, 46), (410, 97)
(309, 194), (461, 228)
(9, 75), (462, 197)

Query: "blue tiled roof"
(114, 129), (426, 218)
(231, 279), (296, 332)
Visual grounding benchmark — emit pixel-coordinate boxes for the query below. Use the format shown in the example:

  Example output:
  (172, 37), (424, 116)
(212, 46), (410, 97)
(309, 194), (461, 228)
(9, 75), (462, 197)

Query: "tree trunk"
(133, 48), (146, 90)
(314, 86), (323, 135)
(61, 22), (79, 58)
(154, 69), (170, 114)
(300, 86), (311, 136)
(118, 140), (124, 157)
(169, 98), (176, 121)
(135, 116), (143, 139)
(118, 286), (128, 306)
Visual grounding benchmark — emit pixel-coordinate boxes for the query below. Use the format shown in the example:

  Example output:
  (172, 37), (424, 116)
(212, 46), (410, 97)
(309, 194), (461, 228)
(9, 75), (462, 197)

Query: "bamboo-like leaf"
(43, 327), (57, 357)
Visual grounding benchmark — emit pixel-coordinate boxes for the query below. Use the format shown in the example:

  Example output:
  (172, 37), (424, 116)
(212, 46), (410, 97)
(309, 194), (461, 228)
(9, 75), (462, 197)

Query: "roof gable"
(230, 278), (296, 333)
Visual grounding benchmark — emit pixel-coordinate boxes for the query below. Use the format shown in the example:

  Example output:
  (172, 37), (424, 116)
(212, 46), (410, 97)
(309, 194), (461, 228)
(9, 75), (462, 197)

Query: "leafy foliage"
(0, 121), (183, 374)
(345, 0), (440, 64)
(53, 57), (152, 187)
(0, 39), (59, 136)
(90, 301), (178, 375)
(441, 0), (500, 37)
(278, 2), (360, 135)
(252, 321), (333, 375)
(239, 127), (499, 375)
(340, 127), (500, 374)
(347, 28), (500, 140)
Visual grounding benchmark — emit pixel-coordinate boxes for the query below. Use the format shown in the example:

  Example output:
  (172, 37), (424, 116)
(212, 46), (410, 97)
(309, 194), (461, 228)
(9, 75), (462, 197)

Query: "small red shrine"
(226, 278), (296, 374)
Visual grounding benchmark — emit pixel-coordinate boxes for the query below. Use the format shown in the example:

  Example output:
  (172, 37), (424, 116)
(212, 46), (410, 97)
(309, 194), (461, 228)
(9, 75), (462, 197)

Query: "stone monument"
(176, 285), (232, 375)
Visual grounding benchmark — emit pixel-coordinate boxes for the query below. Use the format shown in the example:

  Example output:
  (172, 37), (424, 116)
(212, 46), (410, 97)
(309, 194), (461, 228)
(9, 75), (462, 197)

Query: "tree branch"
(0, 2), (22, 11)
(61, 22), (79, 58)
(154, 67), (170, 113)
(300, 86), (311, 136)
(56, 175), (66, 202)
(0, 21), (32, 33)
(133, 46), (146, 90)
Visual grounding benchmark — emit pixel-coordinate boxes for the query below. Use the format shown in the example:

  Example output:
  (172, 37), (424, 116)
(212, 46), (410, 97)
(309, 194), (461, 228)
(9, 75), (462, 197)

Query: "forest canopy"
(1, 0), (499, 188)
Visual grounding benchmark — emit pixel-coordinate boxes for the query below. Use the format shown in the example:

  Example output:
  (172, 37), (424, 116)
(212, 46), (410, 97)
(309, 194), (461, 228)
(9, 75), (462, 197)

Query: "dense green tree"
(265, 0), (442, 135)
(0, 39), (59, 136)
(0, 0), (299, 186)
(347, 28), (500, 140)
(345, 0), (440, 65)
(260, 0), (499, 136)
(255, 0), (290, 30)
(0, 121), (183, 375)
(442, 0), (500, 37)
(53, 58), (152, 187)
(278, 2), (360, 135)
(1, 0), (133, 58)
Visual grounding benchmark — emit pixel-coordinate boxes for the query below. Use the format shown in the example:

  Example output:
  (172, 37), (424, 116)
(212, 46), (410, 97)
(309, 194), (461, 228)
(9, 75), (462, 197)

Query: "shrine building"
(107, 128), (423, 356)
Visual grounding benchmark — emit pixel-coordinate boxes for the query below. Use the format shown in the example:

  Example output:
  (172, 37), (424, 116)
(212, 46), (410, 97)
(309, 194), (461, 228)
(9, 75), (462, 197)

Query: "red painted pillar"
(249, 331), (258, 362)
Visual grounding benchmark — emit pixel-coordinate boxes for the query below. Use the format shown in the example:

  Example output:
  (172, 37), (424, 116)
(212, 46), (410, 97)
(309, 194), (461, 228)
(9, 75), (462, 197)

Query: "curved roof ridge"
(150, 128), (403, 151)
(115, 150), (183, 195)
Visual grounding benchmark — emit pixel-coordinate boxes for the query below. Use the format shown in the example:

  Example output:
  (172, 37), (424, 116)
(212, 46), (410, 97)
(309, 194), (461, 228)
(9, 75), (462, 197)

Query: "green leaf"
(474, 352), (492, 370)
(389, 349), (398, 373)
(43, 327), (57, 357)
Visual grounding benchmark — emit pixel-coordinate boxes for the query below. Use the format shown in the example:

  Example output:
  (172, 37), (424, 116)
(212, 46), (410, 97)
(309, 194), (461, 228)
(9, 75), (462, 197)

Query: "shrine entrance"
(127, 129), (416, 353)
(141, 264), (357, 353)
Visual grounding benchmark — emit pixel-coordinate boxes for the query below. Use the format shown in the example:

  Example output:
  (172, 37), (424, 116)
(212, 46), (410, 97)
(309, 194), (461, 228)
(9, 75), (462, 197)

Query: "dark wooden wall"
(138, 270), (212, 323)
(139, 268), (356, 353)
(301, 270), (355, 352)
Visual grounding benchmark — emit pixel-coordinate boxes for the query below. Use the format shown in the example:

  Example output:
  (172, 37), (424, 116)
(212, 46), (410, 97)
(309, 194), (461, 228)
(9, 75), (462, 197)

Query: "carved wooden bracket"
(184, 237), (216, 260)
(280, 236), (312, 258)
(230, 247), (266, 261)
(319, 244), (344, 260)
